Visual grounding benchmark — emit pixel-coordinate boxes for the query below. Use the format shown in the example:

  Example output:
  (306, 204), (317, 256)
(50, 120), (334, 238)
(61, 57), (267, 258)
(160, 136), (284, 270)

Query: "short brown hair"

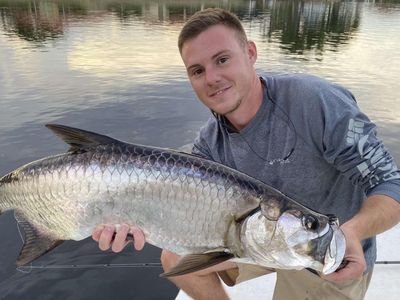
(178, 8), (247, 53)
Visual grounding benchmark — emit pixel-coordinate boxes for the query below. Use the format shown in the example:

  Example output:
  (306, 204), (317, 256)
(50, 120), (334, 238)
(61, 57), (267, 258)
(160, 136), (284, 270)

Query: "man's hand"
(92, 224), (145, 253)
(324, 195), (400, 283)
(322, 226), (366, 283)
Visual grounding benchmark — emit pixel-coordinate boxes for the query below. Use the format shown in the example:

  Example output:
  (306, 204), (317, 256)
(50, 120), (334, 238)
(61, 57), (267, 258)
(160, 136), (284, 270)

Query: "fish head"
(274, 210), (346, 274)
(241, 206), (346, 274)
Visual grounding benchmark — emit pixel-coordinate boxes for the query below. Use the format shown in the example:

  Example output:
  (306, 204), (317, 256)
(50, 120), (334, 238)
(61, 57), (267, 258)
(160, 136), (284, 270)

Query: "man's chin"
(213, 101), (242, 117)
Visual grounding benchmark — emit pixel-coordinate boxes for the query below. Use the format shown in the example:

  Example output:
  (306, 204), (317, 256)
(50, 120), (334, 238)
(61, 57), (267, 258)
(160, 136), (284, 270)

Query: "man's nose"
(204, 67), (221, 85)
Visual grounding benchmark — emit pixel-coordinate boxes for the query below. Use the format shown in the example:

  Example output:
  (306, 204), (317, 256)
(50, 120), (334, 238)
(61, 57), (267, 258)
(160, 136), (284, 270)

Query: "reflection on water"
(0, 1), (399, 299)
(1, 1), (399, 131)
(0, 1), (64, 43)
(1, 0), (363, 53)
(266, 1), (361, 53)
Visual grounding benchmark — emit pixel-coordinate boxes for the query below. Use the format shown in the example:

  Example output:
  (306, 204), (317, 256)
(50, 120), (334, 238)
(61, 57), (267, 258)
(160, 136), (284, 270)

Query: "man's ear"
(247, 41), (258, 64)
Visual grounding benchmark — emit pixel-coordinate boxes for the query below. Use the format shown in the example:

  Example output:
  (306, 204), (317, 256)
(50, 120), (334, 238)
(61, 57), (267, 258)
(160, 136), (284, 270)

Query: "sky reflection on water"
(1, 0), (399, 164)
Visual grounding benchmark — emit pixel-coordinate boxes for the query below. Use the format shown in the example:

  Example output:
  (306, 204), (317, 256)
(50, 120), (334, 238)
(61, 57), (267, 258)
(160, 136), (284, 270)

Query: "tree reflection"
(1, 1), (63, 43)
(0, 0), (375, 53)
(0, 0), (90, 43)
(263, 1), (362, 54)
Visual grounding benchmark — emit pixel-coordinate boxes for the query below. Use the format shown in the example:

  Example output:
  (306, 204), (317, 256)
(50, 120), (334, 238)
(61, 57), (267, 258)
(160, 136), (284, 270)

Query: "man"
(93, 8), (400, 299)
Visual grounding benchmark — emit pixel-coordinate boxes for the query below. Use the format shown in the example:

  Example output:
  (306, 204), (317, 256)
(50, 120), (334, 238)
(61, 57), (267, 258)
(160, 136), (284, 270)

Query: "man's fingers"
(93, 223), (145, 252)
(111, 224), (131, 253)
(322, 259), (365, 283)
(92, 225), (105, 241)
(98, 225), (115, 251)
(131, 226), (145, 250)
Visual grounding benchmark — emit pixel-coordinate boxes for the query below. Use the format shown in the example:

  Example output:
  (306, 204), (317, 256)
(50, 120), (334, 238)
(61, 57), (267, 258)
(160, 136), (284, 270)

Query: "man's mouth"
(209, 86), (231, 97)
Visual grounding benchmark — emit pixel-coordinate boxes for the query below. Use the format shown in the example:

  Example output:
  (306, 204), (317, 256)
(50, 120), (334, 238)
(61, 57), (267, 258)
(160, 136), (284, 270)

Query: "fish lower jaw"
(322, 227), (346, 274)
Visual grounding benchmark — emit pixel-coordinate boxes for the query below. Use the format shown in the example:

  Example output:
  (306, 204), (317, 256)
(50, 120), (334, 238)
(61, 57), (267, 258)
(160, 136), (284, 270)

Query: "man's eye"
(217, 57), (229, 65)
(192, 69), (203, 76)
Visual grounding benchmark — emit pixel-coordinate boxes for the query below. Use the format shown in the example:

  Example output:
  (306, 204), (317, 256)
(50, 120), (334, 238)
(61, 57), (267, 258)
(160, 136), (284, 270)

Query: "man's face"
(181, 25), (257, 117)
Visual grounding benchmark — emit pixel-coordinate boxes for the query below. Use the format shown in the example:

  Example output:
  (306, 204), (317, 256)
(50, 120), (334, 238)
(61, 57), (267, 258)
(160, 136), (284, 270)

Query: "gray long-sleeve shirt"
(192, 73), (400, 273)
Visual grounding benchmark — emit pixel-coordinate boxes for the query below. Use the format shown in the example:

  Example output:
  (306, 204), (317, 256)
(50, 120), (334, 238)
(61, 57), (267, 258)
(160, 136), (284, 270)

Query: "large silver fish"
(0, 124), (345, 276)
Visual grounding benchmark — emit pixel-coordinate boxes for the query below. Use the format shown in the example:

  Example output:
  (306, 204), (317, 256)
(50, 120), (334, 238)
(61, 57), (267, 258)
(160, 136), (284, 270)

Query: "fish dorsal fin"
(160, 251), (234, 278)
(14, 211), (64, 266)
(46, 124), (122, 152)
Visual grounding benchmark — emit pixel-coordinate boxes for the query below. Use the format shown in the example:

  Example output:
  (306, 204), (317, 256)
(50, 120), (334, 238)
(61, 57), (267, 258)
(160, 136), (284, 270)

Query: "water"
(0, 1), (399, 299)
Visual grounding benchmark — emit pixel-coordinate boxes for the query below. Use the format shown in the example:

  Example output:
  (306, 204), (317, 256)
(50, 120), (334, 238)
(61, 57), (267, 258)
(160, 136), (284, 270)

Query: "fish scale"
(0, 124), (345, 276)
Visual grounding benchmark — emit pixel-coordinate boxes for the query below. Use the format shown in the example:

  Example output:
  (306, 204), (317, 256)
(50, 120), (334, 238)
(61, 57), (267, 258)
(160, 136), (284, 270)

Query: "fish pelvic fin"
(160, 251), (234, 278)
(14, 211), (64, 267)
(45, 124), (123, 152)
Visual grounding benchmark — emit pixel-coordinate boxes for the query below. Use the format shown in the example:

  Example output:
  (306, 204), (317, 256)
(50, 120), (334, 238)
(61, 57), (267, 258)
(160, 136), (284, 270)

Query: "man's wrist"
(340, 221), (363, 242)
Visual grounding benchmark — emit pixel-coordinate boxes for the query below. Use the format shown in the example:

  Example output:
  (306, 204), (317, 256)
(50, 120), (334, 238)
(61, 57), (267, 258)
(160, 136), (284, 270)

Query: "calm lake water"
(0, 0), (399, 299)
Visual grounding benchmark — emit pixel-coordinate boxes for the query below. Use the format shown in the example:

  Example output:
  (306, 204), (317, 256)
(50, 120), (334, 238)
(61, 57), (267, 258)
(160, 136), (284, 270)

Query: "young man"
(93, 8), (400, 299)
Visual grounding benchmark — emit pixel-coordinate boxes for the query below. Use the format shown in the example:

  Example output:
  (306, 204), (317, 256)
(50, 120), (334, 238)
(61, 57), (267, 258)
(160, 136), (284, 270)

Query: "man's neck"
(226, 74), (264, 131)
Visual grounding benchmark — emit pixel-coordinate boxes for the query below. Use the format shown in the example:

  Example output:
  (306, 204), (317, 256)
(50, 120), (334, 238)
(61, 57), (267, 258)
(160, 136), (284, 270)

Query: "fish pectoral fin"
(45, 124), (123, 152)
(14, 212), (64, 267)
(160, 251), (234, 278)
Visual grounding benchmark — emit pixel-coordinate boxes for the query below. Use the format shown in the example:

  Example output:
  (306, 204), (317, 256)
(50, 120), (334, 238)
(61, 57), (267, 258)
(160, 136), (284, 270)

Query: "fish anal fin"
(45, 124), (123, 152)
(160, 251), (234, 278)
(14, 212), (64, 267)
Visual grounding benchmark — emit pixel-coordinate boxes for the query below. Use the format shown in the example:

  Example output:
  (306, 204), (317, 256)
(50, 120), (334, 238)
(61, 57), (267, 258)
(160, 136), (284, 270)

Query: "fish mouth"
(322, 225), (346, 274)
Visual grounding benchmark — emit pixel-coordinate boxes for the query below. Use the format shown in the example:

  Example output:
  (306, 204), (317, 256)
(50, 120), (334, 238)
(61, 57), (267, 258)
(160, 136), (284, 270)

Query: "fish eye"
(303, 215), (319, 231)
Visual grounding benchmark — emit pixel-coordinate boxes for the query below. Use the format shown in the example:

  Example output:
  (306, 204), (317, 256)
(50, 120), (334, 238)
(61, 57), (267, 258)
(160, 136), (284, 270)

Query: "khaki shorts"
(218, 264), (372, 300)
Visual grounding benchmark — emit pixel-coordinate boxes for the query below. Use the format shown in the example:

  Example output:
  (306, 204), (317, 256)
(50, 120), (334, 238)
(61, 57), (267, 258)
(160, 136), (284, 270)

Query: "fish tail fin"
(14, 211), (64, 266)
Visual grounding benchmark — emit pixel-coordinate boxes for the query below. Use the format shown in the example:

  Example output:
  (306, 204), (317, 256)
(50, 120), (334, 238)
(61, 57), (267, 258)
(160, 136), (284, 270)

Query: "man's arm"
(324, 194), (400, 283)
(344, 194), (400, 240)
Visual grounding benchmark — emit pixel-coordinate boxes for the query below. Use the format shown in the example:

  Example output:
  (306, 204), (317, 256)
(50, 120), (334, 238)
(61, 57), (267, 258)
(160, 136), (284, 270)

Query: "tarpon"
(0, 124), (345, 276)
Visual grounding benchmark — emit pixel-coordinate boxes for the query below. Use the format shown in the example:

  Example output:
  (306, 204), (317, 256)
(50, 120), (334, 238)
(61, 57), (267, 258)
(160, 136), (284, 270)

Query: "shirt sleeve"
(191, 121), (214, 160)
(296, 77), (400, 202)
(191, 136), (212, 159)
